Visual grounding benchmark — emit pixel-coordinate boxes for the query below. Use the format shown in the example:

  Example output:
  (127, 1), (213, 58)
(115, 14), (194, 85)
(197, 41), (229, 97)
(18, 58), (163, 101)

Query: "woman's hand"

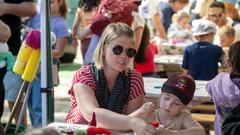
(138, 102), (155, 115)
(130, 117), (158, 135)
(132, 102), (155, 117)
(72, 39), (79, 48)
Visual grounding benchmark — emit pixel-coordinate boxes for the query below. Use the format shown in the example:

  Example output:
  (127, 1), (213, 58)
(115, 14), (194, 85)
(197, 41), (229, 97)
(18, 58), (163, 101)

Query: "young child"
(134, 24), (158, 77)
(136, 73), (205, 135)
(182, 19), (225, 80)
(206, 41), (240, 135)
(167, 11), (192, 42)
(219, 25), (235, 56)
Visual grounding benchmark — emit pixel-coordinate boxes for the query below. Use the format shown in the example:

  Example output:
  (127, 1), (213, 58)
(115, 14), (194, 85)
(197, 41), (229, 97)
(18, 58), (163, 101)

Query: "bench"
(191, 104), (215, 114)
(192, 113), (215, 124)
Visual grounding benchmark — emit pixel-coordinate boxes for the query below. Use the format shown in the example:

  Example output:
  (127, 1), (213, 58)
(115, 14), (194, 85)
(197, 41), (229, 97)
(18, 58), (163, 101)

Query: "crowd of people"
(0, 0), (240, 135)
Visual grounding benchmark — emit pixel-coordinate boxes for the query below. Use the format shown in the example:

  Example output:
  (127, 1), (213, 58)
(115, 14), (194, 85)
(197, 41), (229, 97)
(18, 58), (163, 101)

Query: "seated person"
(137, 73), (205, 135)
(206, 41), (240, 135)
(65, 22), (158, 135)
(167, 10), (192, 42)
(219, 25), (235, 56)
(182, 19), (225, 80)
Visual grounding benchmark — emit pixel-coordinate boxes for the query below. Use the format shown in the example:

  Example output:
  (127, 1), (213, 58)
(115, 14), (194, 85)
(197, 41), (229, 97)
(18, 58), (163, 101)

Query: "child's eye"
(163, 97), (170, 100)
(174, 102), (181, 106)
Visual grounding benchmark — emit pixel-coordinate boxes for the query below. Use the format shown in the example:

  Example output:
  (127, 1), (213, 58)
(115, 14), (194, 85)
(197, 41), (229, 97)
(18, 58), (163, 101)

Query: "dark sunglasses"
(112, 45), (136, 58)
(209, 13), (223, 18)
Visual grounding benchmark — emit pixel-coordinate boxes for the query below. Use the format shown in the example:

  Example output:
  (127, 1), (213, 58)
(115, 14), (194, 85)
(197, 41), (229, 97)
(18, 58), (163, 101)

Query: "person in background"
(148, 0), (189, 40)
(0, 20), (11, 129)
(134, 24), (158, 77)
(167, 10), (192, 42)
(182, 19), (225, 80)
(224, 2), (240, 25)
(222, 103), (240, 135)
(82, 0), (141, 65)
(136, 73), (205, 135)
(190, 0), (214, 21)
(219, 25), (235, 56)
(0, 0), (36, 127)
(208, 1), (240, 44)
(65, 23), (159, 135)
(72, 0), (100, 65)
(206, 41), (240, 135)
(26, 0), (69, 127)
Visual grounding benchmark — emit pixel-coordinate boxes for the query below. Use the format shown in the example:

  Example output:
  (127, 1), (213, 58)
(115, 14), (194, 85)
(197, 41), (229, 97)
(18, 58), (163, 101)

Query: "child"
(206, 41), (240, 135)
(134, 24), (158, 77)
(167, 11), (192, 42)
(219, 25), (235, 56)
(136, 73), (205, 135)
(182, 19), (225, 80)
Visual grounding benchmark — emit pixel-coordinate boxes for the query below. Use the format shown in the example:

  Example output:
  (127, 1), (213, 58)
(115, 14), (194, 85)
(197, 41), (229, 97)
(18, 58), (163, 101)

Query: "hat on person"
(192, 19), (217, 36)
(161, 73), (196, 105)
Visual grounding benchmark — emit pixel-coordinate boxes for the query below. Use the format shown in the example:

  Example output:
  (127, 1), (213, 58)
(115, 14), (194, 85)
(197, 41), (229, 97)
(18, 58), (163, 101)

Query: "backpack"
(90, 0), (140, 36)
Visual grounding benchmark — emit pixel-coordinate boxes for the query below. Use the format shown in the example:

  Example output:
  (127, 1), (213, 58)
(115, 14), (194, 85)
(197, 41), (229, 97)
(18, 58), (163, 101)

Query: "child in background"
(206, 41), (240, 135)
(134, 24), (158, 77)
(167, 11), (192, 42)
(182, 19), (225, 80)
(21, 0), (69, 127)
(136, 73), (205, 135)
(72, 0), (100, 65)
(219, 25), (235, 56)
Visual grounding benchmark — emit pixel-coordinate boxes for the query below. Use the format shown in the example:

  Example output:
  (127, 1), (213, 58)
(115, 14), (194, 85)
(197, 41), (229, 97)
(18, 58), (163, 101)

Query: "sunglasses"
(209, 13), (223, 18)
(112, 45), (137, 58)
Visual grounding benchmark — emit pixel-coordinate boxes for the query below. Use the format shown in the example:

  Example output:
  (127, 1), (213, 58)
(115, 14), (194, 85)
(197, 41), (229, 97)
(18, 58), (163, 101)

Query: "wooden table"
(143, 77), (211, 104)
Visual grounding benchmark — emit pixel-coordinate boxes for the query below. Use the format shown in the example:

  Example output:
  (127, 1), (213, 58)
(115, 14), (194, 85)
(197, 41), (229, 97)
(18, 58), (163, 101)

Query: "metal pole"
(40, 0), (54, 126)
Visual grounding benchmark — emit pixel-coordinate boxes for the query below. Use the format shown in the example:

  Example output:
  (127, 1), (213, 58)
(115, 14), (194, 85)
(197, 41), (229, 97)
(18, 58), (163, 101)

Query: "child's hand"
(137, 102), (155, 116)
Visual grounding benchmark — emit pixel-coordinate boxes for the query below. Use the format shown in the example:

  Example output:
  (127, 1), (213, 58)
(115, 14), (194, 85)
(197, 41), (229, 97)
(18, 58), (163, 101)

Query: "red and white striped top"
(65, 65), (145, 124)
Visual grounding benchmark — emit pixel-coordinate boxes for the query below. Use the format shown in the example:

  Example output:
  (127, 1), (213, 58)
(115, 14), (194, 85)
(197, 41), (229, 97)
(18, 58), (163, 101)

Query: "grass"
(59, 63), (82, 79)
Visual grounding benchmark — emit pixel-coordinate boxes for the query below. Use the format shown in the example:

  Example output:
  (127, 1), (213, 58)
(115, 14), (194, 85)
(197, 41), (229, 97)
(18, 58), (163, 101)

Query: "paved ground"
(1, 62), (80, 129)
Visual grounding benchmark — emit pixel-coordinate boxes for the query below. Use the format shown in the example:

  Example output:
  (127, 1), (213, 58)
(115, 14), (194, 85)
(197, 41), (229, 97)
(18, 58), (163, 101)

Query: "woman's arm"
(152, 14), (168, 40)
(0, 20), (11, 42)
(72, 8), (81, 47)
(73, 83), (158, 135)
(52, 37), (68, 58)
(0, 2), (36, 17)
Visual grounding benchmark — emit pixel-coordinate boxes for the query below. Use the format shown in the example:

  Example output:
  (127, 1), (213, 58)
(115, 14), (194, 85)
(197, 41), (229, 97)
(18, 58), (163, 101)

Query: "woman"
(72, 0), (100, 65)
(65, 23), (158, 135)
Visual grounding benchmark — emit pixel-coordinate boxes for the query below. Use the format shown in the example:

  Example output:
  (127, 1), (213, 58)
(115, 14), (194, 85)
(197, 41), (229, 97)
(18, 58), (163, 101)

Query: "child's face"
(178, 18), (190, 29)
(220, 34), (234, 48)
(159, 93), (185, 117)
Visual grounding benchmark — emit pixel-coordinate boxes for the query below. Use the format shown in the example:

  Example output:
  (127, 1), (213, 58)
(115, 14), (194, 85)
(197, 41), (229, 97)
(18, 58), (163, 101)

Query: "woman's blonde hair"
(93, 22), (135, 69)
